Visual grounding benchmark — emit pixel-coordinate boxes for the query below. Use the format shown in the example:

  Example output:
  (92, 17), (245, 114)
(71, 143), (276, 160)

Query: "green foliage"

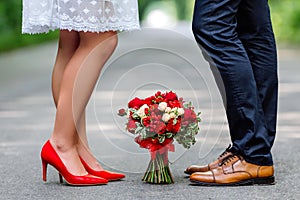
(0, 1), (58, 52)
(138, 0), (194, 20)
(269, 0), (300, 44)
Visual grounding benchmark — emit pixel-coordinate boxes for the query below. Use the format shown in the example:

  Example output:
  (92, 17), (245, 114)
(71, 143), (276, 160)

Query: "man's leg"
(192, 0), (273, 166)
(237, 0), (278, 153)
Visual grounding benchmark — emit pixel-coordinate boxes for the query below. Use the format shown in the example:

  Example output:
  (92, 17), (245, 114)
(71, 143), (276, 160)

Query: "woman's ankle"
(77, 143), (103, 171)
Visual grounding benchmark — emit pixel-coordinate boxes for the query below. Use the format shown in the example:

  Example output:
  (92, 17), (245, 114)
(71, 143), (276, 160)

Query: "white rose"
(169, 112), (176, 118)
(136, 104), (149, 117)
(178, 108), (185, 116)
(171, 107), (177, 112)
(162, 113), (171, 122)
(165, 107), (171, 113)
(158, 102), (168, 111)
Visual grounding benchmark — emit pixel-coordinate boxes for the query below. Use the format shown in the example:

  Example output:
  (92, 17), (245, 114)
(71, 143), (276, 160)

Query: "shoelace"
(218, 144), (232, 159)
(220, 154), (242, 166)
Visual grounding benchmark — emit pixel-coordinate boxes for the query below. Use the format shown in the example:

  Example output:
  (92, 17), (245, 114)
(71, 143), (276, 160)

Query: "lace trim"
(22, 18), (140, 34)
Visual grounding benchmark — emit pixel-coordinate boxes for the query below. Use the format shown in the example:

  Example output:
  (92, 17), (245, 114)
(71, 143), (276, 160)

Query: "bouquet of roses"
(118, 91), (201, 184)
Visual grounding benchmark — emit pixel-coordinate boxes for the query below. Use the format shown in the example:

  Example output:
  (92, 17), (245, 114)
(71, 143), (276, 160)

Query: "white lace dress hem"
(22, 0), (140, 34)
(22, 20), (140, 34)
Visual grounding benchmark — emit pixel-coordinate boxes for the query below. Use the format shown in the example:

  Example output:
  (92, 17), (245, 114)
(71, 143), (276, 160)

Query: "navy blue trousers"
(192, 0), (278, 166)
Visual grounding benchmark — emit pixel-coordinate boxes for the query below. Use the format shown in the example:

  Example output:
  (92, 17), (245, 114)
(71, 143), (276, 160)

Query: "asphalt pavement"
(0, 24), (299, 200)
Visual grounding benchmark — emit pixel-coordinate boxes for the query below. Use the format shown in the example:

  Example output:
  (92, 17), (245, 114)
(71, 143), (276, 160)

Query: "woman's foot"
(76, 140), (103, 171)
(80, 157), (125, 181)
(50, 139), (88, 176)
(76, 140), (125, 181)
(42, 140), (108, 185)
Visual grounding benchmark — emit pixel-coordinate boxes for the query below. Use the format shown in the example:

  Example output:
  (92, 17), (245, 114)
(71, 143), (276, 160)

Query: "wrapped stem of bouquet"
(135, 136), (175, 184)
(118, 91), (201, 184)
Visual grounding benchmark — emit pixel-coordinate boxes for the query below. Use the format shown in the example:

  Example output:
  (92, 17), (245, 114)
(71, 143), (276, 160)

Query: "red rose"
(166, 118), (181, 133)
(144, 107), (149, 115)
(151, 114), (162, 121)
(155, 97), (164, 103)
(142, 116), (151, 127)
(183, 108), (197, 122)
(128, 97), (145, 109)
(149, 119), (166, 134)
(152, 138), (159, 144)
(127, 119), (137, 133)
(118, 108), (126, 116)
(165, 91), (178, 101)
(144, 96), (155, 106)
(150, 104), (160, 115)
(182, 121), (189, 126)
(155, 91), (162, 97)
(155, 121), (166, 135)
(168, 100), (182, 108)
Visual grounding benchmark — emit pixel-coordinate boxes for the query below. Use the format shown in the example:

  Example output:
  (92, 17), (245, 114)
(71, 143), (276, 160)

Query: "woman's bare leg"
(51, 30), (108, 171)
(73, 31), (118, 170)
(51, 30), (79, 106)
(50, 30), (117, 175)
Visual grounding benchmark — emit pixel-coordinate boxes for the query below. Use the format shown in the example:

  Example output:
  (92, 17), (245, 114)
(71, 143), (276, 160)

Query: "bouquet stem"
(142, 151), (174, 184)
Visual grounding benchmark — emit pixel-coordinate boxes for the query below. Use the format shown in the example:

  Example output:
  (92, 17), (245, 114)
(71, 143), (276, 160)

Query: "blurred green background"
(0, 0), (299, 52)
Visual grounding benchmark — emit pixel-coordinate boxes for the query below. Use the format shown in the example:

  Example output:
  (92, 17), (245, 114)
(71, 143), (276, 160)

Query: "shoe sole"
(190, 176), (275, 186)
(184, 171), (192, 175)
(253, 176), (275, 185)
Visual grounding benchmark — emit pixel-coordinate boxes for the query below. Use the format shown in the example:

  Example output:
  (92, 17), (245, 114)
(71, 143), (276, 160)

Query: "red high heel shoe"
(80, 157), (125, 181)
(41, 140), (108, 186)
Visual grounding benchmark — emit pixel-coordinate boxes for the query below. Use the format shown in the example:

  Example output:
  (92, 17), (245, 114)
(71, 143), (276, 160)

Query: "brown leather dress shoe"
(184, 146), (233, 175)
(189, 155), (275, 186)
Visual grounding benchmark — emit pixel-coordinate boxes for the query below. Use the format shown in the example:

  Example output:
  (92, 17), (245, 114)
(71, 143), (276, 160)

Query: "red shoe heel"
(80, 157), (125, 181)
(41, 140), (108, 186)
(59, 174), (63, 183)
(42, 160), (48, 182)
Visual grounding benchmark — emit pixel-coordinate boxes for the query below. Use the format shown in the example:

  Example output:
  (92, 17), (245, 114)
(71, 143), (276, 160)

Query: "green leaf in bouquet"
(135, 124), (144, 134)
(158, 135), (165, 143)
(140, 129), (148, 139)
(146, 131), (156, 138)
(128, 108), (136, 113)
(165, 132), (173, 138)
(172, 118), (177, 125)
(189, 122), (197, 128)
(128, 108), (139, 119)
(184, 101), (193, 109)
(135, 124), (148, 139)
(192, 138), (196, 145)
(174, 129), (198, 149)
